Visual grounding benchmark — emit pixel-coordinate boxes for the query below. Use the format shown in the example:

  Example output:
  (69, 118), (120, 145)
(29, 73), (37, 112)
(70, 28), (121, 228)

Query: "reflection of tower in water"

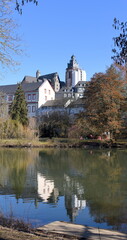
(65, 194), (86, 222)
(64, 174), (86, 222)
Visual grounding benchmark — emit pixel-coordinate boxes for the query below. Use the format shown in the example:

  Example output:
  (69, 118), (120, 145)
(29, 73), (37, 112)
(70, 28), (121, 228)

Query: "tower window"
(69, 72), (71, 78)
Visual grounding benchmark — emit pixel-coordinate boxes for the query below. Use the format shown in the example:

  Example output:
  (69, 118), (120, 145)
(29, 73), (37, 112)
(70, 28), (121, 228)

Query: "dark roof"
(22, 76), (37, 83)
(41, 98), (70, 107)
(58, 86), (73, 93)
(22, 82), (43, 92)
(67, 98), (85, 108)
(74, 81), (88, 88)
(0, 82), (43, 94)
(0, 84), (18, 94)
(38, 72), (59, 82)
(60, 81), (66, 88)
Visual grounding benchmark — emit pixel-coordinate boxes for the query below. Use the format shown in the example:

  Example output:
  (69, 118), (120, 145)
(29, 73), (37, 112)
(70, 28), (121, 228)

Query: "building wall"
(71, 69), (86, 87)
(38, 80), (55, 108)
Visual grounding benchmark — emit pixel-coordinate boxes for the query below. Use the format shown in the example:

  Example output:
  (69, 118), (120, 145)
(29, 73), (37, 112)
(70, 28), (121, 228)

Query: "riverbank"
(0, 138), (127, 148)
(0, 225), (77, 240)
(1, 221), (127, 240)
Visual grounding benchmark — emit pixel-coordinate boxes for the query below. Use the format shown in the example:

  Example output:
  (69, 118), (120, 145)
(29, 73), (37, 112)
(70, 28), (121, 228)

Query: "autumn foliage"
(80, 65), (126, 138)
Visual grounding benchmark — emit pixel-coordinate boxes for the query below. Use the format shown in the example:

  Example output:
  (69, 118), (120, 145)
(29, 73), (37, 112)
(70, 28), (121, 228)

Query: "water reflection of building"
(0, 154), (86, 221)
(37, 173), (57, 202)
(0, 161), (59, 204)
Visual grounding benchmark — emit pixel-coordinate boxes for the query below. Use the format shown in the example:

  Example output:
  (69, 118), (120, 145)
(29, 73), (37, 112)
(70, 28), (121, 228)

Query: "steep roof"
(60, 81), (66, 88)
(22, 76), (37, 83)
(38, 72), (59, 82)
(74, 81), (87, 88)
(58, 86), (73, 93)
(0, 82), (43, 94)
(22, 82), (43, 92)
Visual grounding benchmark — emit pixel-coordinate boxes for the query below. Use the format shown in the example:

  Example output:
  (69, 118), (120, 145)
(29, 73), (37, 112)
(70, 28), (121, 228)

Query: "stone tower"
(65, 55), (86, 87)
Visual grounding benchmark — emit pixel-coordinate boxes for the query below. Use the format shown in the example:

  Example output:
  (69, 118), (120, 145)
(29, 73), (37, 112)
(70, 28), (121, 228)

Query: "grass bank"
(0, 138), (127, 148)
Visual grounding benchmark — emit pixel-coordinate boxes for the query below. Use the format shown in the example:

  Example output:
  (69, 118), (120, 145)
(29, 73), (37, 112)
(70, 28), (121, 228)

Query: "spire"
(67, 55), (79, 69)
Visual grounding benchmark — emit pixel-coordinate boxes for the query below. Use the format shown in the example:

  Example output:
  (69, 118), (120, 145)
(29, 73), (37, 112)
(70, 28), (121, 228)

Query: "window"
(78, 88), (83, 92)
(64, 93), (67, 97)
(48, 90), (50, 95)
(32, 106), (36, 112)
(8, 95), (13, 101)
(44, 89), (47, 94)
(32, 94), (36, 100)
(28, 94), (31, 100)
(69, 71), (71, 78)
(45, 96), (47, 101)
(28, 106), (31, 113)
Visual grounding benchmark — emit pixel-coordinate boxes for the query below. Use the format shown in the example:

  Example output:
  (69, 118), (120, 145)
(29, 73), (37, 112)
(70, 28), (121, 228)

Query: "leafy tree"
(10, 84), (28, 126)
(82, 65), (125, 138)
(39, 111), (70, 138)
(112, 18), (127, 66)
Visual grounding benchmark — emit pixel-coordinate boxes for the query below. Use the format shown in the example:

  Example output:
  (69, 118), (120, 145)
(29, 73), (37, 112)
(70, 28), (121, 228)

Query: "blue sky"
(1, 0), (127, 85)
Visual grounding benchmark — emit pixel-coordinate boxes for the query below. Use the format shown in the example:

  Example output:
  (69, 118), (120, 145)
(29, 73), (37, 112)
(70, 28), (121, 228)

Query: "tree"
(0, 0), (39, 69)
(39, 111), (70, 138)
(15, 0), (38, 14)
(112, 18), (127, 66)
(0, 92), (8, 119)
(82, 65), (125, 138)
(10, 84), (28, 126)
(0, 0), (21, 69)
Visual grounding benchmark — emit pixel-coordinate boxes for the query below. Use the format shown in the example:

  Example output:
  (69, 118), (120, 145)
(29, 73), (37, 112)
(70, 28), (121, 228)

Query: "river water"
(0, 148), (127, 232)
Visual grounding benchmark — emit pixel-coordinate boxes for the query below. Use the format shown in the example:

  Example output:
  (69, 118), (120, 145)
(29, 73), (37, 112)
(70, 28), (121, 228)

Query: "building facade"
(0, 55), (87, 119)
(0, 80), (55, 118)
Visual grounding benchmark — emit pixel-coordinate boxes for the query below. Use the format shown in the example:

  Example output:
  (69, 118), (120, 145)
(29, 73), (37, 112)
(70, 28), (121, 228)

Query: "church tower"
(65, 55), (86, 87)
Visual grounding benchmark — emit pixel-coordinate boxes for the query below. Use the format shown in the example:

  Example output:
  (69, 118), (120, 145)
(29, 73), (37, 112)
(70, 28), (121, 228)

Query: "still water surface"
(0, 148), (127, 232)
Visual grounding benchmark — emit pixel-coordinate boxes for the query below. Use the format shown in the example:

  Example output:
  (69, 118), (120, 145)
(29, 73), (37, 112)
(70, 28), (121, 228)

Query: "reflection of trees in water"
(1, 148), (127, 229)
(37, 149), (127, 229)
(0, 149), (38, 199)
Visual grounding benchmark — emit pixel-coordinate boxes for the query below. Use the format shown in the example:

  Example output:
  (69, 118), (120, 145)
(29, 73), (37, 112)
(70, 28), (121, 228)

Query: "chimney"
(36, 70), (41, 78)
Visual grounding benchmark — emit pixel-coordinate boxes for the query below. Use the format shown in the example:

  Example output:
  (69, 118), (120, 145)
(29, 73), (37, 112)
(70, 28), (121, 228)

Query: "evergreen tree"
(10, 84), (28, 126)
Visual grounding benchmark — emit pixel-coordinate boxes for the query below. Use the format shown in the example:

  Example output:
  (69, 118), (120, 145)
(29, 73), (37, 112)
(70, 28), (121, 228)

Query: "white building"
(37, 173), (55, 202)
(65, 55), (86, 87)
(0, 79), (55, 118)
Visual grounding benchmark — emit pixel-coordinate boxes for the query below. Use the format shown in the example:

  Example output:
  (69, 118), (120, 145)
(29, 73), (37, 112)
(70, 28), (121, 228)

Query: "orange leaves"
(83, 65), (125, 136)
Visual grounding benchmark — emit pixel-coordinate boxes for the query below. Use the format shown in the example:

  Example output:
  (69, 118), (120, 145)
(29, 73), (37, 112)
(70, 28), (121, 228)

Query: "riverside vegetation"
(1, 65), (127, 148)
